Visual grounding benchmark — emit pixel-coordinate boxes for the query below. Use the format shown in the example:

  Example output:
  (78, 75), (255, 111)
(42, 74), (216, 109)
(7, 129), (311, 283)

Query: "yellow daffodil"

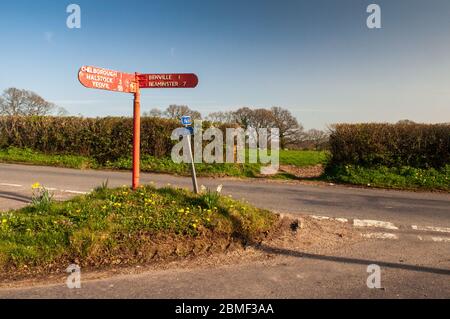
(31, 182), (41, 189)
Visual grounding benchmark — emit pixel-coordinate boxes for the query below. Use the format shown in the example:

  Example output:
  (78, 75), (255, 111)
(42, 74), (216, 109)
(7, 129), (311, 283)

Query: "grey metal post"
(186, 133), (199, 194)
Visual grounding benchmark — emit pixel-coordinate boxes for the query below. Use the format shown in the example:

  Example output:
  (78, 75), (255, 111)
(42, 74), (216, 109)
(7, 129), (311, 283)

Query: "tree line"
(144, 105), (329, 150)
(0, 87), (329, 150)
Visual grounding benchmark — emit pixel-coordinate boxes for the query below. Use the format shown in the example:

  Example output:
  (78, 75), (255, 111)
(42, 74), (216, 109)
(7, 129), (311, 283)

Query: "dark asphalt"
(1, 163), (449, 227)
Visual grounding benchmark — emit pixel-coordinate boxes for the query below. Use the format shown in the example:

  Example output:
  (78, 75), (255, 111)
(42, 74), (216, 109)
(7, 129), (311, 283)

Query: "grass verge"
(0, 147), (447, 191)
(0, 147), (327, 178)
(325, 164), (450, 192)
(106, 155), (262, 177)
(0, 147), (97, 169)
(0, 184), (279, 276)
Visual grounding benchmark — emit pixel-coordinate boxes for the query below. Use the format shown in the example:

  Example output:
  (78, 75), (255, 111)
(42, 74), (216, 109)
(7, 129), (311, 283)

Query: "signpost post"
(132, 73), (141, 190)
(78, 66), (198, 190)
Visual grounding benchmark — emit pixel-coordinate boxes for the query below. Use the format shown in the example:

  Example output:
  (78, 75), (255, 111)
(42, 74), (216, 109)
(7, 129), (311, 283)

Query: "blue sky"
(0, 0), (449, 129)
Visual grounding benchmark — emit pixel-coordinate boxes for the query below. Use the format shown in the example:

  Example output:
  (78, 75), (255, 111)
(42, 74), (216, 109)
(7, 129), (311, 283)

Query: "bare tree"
(143, 108), (163, 117)
(233, 107), (254, 128)
(270, 106), (303, 148)
(0, 96), (4, 114)
(305, 128), (329, 150)
(0, 88), (56, 116)
(56, 107), (69, 116)
(25, 91), (57, 116)
(397, 119), (416, 125)
(231, 106), (303, 148)
(207, 111), (235, 123)
(0, 88), (27, 115)
(164, 104), (202, 120)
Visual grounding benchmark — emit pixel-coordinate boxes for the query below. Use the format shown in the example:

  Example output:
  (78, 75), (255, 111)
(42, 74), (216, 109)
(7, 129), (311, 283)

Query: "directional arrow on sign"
(78, 66), (137, 93)
(137, 73), (198, 89)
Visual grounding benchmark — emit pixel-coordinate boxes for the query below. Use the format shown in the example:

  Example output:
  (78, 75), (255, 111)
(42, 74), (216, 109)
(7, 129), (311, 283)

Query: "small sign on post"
(181, 116), (199, 194)
(78, 65), (199, 191)
(181, 115), (192, 126)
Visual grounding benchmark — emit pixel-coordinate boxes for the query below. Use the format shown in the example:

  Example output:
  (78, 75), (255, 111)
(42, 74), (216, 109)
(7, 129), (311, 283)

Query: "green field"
(279, 150), (328, 166)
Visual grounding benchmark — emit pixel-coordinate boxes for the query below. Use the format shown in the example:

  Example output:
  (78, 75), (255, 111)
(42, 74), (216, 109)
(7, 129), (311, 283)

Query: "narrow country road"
(0, 163), (449, 298)
(1, 163), (449, 228)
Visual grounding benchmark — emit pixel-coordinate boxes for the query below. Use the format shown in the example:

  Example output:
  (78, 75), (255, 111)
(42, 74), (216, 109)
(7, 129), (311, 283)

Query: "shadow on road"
(0, 191), (31, 204)
(256, 244), (450, 276)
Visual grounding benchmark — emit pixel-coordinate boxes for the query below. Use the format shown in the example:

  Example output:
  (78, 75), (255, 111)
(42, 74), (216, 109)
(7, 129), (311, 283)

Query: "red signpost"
(78, 66), (198, 190)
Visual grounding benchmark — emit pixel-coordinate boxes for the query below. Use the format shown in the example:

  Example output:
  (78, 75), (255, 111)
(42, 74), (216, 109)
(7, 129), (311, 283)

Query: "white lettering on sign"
(86, 74), (114, 83)
(148, 74), (172, 80)
(81, 66), (118, 77)
(150, 81), (179, 87)
(92, 82), (110, 89)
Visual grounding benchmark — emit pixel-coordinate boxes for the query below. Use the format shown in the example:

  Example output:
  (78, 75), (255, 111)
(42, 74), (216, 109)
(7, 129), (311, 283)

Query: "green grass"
(279, 150), (328, 167)
(0, 147), (326, 178)
(245, 149), (328, 167)
(0, 147), (97, 169)
(0, 185), (278, 272)
(325, 164), (450, 191)
(106, 155), (262, 177)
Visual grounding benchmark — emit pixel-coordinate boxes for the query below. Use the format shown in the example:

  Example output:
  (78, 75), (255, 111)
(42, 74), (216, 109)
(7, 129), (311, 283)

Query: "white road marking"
(307, 215), (450, 244)
(430, 236), (450, 243)
(0, 183), (23, 187)
(353, 219), (399, 230)
(63, 190), (88, 194)
(411, 225), (450, 234)
(0, 183), (90, 195)
(310, 215), (348, 223)
(311, 215), (330, 221)
(361, 232), (399, 240)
